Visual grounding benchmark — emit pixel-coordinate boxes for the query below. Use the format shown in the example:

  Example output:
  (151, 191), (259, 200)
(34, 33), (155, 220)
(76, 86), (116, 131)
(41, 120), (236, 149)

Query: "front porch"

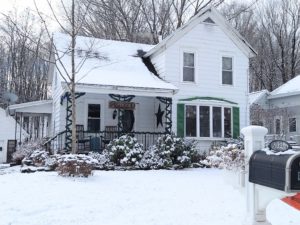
(52, 91), (174, 153)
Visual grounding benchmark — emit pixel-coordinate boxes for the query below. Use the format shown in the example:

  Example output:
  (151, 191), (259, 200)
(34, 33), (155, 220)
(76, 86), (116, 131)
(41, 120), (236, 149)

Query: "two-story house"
(9, 6), (256, 153)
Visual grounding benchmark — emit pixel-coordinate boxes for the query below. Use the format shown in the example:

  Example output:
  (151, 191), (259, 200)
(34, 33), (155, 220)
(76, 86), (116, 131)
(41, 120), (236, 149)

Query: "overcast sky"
(1, 0), (60, 30)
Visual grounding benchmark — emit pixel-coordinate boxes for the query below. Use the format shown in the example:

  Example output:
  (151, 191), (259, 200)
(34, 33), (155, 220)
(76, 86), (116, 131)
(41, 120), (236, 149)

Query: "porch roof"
(9, 100), (52, 115)
(53, 33), (178, 97)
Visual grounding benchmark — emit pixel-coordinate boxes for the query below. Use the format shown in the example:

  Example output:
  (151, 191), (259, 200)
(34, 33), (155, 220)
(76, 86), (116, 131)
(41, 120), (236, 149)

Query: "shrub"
(201, 143), (245, 170)
(12, 141), (44, 164)
(106, 135), (144, 167)
(88, 151), (115, 170)
(56, 154), (98, 177)
(140, 145), (172, 169)
(140, 135), (203, 169)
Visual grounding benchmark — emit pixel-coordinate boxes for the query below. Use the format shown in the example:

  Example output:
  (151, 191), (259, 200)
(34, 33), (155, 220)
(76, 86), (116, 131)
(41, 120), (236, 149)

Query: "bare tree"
(0, 9), (48, 105)
(34, 0), (93, 153)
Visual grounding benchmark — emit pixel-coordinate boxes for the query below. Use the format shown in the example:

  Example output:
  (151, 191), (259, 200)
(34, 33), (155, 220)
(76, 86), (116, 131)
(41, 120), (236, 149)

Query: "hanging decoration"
(155, 104), (165, 128)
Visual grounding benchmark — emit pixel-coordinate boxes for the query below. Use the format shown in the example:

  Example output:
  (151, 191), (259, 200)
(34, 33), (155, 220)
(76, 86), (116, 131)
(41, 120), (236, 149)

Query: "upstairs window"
(289, 118), (297, 132)
(222, 57), (233, 85)
(183, 52), (195, 82)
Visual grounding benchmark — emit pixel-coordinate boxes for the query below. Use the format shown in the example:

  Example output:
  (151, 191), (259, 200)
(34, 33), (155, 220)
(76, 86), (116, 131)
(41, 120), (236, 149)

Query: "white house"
(250, 75), (300, 142)
(0, 108), (27, 163)
(9, 6), (256, 152)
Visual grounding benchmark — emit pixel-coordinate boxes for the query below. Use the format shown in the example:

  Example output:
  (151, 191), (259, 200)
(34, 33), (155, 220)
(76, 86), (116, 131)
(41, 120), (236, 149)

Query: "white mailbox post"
(241, 126), (294, 225)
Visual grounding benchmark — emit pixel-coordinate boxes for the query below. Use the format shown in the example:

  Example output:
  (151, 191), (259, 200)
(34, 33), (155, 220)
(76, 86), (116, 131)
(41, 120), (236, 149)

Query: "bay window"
(185, 105), (233, 138)
(185, 105), (196, 137)
(200, 106), (210, 137)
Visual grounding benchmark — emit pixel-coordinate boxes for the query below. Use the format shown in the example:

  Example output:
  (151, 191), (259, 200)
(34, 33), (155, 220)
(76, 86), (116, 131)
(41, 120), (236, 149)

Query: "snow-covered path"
(0, 168), (299, 225)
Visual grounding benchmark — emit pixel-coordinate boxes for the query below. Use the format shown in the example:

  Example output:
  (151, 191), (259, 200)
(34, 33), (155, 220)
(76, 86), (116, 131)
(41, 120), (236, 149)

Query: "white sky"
(0, 0), (60, 30)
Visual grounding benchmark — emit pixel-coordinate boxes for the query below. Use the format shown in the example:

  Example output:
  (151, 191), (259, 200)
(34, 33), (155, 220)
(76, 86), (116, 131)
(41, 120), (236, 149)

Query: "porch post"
(157, 97), (173, 134)
(61, 92), (85, 152)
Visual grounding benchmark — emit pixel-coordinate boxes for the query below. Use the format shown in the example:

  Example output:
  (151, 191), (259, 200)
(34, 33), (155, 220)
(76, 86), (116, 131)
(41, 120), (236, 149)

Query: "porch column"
(157, 97), (173, 134)
(61, 92), (86, 152)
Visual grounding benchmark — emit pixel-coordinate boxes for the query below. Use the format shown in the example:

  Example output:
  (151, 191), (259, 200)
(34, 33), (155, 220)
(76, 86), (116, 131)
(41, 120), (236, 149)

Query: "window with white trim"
(213, 107), (222, 137)
(183, 52), (195, 82)
(222, 57), (233, 85)
(185, 105), (232, 138)
(87, 104), (101, 132)
(224, 107), (232, 138)
(185, 105), (196, 137)
(289, 118), (297, 132)
(200, 106), (210, 137)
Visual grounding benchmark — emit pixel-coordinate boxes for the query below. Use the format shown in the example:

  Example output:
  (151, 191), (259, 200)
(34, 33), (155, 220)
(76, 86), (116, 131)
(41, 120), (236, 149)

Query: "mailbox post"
(242, 126), (300, 225)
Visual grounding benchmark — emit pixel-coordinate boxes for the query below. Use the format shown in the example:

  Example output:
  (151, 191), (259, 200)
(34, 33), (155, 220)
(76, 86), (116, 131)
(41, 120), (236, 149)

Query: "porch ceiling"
(9, 100), (52, 114)
(64, 83), (178, 98)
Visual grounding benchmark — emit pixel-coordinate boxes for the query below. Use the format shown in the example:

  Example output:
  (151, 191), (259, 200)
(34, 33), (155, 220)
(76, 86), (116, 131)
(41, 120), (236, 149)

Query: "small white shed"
(0, 108), (27, 163)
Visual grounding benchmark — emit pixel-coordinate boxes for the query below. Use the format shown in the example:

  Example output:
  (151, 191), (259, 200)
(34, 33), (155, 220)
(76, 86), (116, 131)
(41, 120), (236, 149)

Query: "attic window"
(203, 17), (215, 24)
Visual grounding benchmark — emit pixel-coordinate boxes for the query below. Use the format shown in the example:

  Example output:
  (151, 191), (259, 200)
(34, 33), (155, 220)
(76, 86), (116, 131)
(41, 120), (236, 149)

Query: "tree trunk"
(71, 0), (77, 154)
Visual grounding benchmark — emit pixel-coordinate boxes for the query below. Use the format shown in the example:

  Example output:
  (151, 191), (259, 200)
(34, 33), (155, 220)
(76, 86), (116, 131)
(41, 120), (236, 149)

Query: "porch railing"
(45, 130), (166, 153)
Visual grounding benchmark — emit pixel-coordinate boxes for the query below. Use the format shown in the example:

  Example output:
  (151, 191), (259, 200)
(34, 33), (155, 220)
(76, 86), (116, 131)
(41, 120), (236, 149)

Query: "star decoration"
(155, 104), (165, 128)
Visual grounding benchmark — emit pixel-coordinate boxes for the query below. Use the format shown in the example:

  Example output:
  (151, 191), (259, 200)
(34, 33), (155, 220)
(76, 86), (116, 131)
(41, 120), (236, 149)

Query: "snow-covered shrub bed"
(200, 140), (245, 170)
(12, 140), (45, 165)
(56, 154), (98, 177)
(106, 135), (144, 168)
(140, 135), (203, 169)
(21, 149), (59, 173)
(88, 151), (114, 170)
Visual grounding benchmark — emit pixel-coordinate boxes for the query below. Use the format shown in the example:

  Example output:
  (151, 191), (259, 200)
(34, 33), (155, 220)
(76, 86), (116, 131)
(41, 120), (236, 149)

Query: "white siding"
(57, 93), (159, 133)
(51, 70), (65, 135)
(151, 22), (249, 136)
(150, 52), (166, 79)
(0, 109), (26, 163)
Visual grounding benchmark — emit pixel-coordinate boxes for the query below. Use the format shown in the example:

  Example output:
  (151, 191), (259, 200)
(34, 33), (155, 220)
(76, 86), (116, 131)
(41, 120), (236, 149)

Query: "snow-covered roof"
(53, 33), (178, 97)
(248, 90), (268, 105)
(269, 75), (300, 99)
(9, 100), (52, 114)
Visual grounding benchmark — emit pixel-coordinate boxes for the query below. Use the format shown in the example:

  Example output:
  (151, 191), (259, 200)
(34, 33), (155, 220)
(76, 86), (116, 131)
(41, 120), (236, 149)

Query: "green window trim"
(179, 96), (238, 105)
(177, 103), (185, 137)
(232, 107), (240, 139)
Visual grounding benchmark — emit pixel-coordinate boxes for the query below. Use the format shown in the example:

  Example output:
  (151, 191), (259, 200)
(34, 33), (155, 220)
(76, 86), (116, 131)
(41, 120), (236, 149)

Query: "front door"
(121, 110), (135, 132)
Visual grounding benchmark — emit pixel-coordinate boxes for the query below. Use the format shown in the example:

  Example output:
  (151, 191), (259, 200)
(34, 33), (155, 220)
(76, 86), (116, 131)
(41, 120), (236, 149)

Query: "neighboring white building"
(0, 108), (27, 163)
(10, 6), (256, 152)
(249, 75), (300, 142)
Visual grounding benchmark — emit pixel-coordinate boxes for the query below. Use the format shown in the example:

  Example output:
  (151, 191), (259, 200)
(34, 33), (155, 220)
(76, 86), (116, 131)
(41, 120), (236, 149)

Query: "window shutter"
(232, 107), (240, 139)
(177, 103), (185, 137)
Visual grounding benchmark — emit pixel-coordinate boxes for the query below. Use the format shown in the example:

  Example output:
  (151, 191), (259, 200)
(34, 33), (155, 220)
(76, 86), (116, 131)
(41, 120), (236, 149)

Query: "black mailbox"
(249, 150), (300, 192)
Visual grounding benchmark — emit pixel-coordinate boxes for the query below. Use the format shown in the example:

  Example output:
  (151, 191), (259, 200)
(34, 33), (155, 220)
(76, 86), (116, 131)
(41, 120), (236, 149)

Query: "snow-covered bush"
(21, 149), (60, 172)
(88, 151), (115, 170)
(106, 135), (144, 167)
(140, 145), (172, 169)
(56, 154), (98, 177)
(140, 135), (203, 169)
(200, 141), (245, 170)
(12, 140), (44, 164)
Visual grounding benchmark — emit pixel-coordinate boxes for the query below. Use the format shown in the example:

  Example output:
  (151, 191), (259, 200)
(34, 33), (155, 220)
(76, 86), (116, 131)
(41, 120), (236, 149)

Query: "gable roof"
(144, 6), (256, 58)
(51, 33), (178, 97)
(269, 75), (300, 99)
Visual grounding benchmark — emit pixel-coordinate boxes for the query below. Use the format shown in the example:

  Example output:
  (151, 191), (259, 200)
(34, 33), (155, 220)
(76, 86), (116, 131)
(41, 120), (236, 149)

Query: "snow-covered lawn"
(0, 168), (299, 225)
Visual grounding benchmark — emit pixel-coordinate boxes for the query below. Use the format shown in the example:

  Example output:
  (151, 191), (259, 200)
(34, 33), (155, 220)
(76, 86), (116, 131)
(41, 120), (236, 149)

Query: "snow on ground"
(0, 168), (299, 225)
